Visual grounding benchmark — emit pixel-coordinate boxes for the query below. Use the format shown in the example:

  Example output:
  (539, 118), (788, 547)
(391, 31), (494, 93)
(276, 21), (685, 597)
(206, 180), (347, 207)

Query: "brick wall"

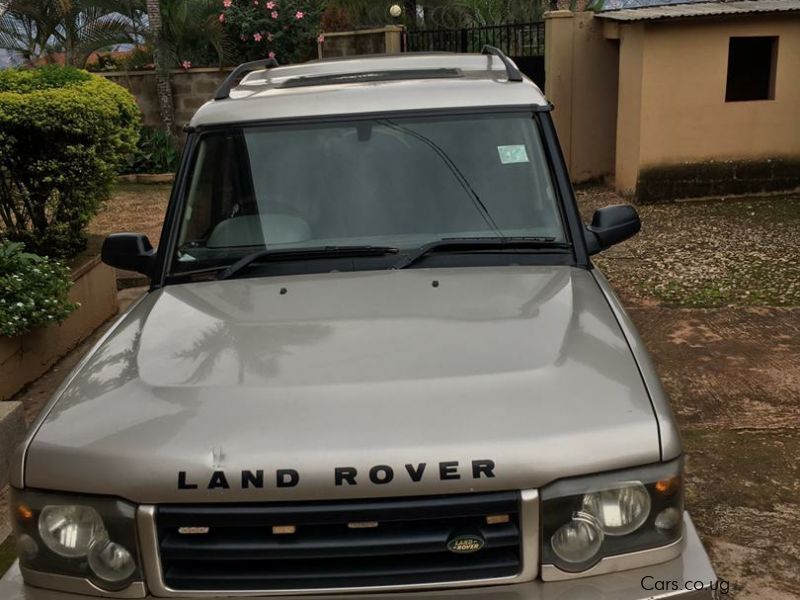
(101, 68), (232, 132)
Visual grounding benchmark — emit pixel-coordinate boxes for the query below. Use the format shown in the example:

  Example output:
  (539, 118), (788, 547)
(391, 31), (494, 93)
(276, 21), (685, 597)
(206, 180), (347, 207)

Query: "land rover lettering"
(179, 460), (497, 490)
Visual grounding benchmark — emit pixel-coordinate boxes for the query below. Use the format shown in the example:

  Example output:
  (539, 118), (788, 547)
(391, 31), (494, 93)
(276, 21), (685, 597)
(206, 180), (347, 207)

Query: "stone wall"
(101, 68), (232, 131)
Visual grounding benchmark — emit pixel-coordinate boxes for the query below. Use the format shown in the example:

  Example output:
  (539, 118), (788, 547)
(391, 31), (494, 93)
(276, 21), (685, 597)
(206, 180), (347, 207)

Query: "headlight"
(10, 489), (141, 591)
(550, 512), (604, 563)
(38, 505), (106, 557)
(541, 459), (684, 573)
(88, 539), (137, 583)
(581, 482), (651, 536)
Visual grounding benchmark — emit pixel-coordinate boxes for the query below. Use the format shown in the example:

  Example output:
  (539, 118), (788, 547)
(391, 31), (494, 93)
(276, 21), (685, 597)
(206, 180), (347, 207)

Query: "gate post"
(545, 11), (620, 184)
(544, 11), (576, 174)
(384, 25), (405, 54)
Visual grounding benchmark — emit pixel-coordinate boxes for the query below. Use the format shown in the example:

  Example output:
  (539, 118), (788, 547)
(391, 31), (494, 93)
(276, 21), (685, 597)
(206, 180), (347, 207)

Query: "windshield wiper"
(380, 120), (505, 238)
(216, 245), (399, 280)
(393, 237), (570, 270)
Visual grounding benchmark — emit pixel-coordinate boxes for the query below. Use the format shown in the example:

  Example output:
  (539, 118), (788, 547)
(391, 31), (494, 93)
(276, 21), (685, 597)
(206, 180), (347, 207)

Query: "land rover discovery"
(3, 50), (719, 599)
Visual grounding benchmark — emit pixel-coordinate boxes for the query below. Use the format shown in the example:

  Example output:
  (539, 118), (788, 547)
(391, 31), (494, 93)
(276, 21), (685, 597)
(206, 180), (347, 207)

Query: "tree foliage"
(159, 0), (232, 68)
(0, 66), (140, 257)
(323, 0), (550, 30)
(0, 0), (136, 67)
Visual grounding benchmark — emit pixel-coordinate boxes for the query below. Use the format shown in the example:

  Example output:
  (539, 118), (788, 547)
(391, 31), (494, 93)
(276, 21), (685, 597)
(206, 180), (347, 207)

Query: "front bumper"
(0, 514), (718, 600)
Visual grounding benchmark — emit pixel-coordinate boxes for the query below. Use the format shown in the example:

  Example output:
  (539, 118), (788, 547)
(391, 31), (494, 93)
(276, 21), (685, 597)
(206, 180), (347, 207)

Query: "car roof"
(189, 53), (548, 128)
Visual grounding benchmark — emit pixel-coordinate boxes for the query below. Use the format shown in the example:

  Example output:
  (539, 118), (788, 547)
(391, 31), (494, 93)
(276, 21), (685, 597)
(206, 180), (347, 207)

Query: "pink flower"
(253, 32), (263, 42)
(267, 32), (274, 41)
(317, 34), (325, 43)
(268, 51), (276, 59)
(271, 10), (278, 18)
(266, 1), (276, 8)
(218, 12), (225, 22)
(181, 60), (192, 70)
(295, 10), (304, 19)
(253, 0), (258, 4)
(222, 0), (232, 7)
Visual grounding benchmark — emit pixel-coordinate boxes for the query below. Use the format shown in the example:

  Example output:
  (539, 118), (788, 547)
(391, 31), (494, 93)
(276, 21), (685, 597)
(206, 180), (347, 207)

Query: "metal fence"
(406, 22), (545, 58)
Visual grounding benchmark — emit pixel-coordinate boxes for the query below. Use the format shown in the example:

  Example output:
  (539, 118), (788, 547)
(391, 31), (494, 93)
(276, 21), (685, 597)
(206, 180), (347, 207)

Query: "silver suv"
(3, 50), (718, 599)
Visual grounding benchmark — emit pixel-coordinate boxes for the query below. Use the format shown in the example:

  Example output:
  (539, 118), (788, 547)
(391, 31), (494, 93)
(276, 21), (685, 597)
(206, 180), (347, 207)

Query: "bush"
(221, 0), (323, 65)
(123, 127), (180, 175)
(0, 241), (76, 337)
(0, 66), (140, 257)
(0, 65), (92, 92)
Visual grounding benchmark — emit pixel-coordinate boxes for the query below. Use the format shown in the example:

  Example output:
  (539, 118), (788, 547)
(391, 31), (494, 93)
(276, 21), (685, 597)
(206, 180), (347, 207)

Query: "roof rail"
(481, 45), (523, 82)
(214, 58), (279, 100)
(276, 68), (462, 89)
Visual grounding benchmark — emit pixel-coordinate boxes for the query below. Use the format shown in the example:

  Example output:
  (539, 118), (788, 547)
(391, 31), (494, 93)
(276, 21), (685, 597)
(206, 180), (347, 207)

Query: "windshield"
(172, 112), (566, 274)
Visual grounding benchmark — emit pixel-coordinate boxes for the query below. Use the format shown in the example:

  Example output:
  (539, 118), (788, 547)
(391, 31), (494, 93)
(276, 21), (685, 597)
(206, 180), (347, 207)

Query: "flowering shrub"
(219, 0), (322, 64)
(0, 241), (76, 337)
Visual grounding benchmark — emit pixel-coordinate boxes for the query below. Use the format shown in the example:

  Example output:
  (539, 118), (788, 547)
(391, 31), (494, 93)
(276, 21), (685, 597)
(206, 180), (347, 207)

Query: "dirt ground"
(581, 189), (800, 598)
(2, 184), (798, 597)
(629, 307), (800, 599)
(87, 183), (172, 243)
(578, 188), (800, 307)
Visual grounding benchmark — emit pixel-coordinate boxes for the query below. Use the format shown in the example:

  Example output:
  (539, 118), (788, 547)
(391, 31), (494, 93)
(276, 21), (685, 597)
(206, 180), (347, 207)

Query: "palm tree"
(145, 0), (175, 136)
(159, 0), (230, 69)
(0, 0), (133, 66)
(139, 0), (230, 138)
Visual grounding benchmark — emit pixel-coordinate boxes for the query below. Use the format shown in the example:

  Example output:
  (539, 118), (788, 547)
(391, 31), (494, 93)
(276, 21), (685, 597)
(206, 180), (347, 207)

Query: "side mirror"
(584, 204), (641, 255)
(101, 233), (156, 275)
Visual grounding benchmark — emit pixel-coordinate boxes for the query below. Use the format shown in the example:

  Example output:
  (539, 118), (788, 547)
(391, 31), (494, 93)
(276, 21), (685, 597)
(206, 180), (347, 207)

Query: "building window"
(725, 36), (778, 102)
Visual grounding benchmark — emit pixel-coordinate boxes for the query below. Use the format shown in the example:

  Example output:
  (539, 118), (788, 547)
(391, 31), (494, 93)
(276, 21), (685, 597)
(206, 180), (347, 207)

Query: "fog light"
(16, 534), (39, 561)
(88, 539), (136, 583)
(38, 505), (106, 558)
(550, 512), (603, 564)
(655, 507), (681, 532)
(582, 483), (651, 536)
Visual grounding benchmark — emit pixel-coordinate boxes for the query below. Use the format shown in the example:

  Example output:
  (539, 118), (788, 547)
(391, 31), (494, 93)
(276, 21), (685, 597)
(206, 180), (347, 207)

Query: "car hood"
(25, 267), (661, 503)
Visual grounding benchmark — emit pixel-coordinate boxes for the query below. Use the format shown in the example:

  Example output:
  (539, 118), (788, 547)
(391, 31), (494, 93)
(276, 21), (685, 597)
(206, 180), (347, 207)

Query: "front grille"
(156, 491), (522, 591)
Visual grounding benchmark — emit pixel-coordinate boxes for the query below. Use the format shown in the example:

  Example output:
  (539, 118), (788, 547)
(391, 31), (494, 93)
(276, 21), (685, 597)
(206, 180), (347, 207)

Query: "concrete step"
(0, 402), (24, 490)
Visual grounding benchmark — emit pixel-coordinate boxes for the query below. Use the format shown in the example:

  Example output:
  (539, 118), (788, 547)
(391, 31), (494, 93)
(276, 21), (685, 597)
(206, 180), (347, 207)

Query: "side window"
(177, 133), (255, 251)
(725, 36), (778, 102)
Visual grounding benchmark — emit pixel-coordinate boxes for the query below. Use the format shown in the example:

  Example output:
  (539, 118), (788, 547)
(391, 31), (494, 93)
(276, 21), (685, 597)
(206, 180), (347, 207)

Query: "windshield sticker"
(497, 144), (529, 164)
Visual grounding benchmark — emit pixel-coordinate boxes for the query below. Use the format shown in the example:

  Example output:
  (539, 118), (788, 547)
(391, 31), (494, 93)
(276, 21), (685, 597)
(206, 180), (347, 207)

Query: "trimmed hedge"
(0, 66), (140, 257)
(0, 65), (92, 93)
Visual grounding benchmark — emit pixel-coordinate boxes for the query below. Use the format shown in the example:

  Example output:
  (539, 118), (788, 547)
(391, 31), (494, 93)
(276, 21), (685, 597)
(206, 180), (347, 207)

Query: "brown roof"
(597, 0), (800, 21)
